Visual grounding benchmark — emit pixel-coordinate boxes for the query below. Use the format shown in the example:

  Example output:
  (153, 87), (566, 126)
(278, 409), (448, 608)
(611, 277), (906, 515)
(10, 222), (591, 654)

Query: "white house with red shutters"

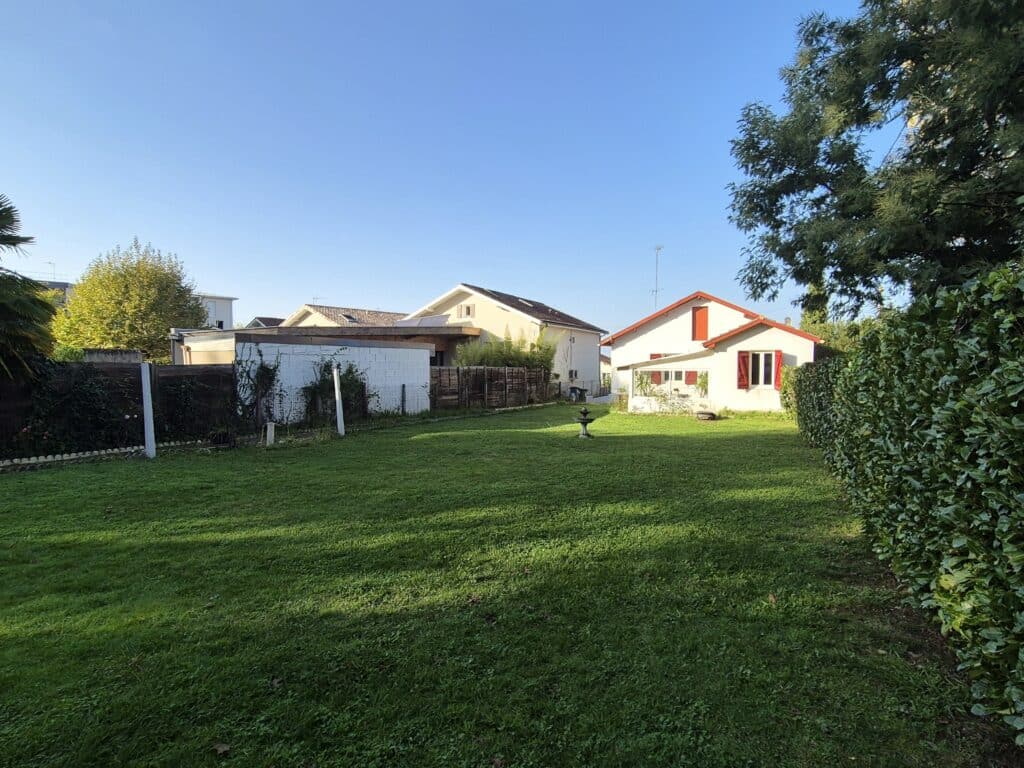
(601, 291), (821, 412)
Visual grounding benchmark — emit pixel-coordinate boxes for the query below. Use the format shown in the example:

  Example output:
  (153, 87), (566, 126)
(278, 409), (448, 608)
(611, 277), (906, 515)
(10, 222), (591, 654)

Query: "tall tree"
(729, 0), (1024, 315)
(53, 238), (206, 362)
(0, 194), (55, 378)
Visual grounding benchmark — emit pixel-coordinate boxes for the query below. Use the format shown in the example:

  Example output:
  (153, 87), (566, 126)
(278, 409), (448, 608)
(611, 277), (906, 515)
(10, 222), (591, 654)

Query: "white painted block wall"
(236, 341), (431, 423)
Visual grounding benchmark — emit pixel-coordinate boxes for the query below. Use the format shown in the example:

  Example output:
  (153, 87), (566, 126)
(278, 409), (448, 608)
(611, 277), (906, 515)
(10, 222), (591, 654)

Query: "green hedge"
(793, 263), (1024, 743)
(790, 357), (844, 458)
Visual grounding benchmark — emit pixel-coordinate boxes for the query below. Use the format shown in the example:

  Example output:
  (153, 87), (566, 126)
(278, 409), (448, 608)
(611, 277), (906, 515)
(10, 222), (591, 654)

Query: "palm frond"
(0, 268), (55, 379)
(0, 194), (34, 253)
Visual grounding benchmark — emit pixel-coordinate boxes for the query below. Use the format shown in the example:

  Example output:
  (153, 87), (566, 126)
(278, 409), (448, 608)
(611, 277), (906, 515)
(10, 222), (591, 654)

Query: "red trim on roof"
(702, 318), (822, 348)
(600, 291), (759, 345)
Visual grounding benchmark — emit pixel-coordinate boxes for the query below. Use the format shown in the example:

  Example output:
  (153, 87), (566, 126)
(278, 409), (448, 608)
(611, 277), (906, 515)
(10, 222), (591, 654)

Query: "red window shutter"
(650, 354), (662, 384)
(692, 306), (708, 341)
(737, 351), (750, 389)
(774, 350), (783, 391)
(684, 370), (698, 385)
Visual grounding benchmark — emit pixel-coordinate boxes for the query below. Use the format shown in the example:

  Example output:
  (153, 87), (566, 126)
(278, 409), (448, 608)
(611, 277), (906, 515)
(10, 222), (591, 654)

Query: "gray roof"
(248, 316), (284, 327)
(306, 304), (407, 326)
(461, 284), (606, 334)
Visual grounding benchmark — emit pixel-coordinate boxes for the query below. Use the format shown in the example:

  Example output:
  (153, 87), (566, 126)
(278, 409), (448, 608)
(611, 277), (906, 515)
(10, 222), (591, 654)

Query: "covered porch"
(618, 350), (714, 413)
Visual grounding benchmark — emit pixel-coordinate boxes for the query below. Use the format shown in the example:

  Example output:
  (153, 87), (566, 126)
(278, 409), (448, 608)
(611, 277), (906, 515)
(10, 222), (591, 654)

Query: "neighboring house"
(245, 316), (284, 328)
(402, 283), (606, 391)
(197, 293), (237, 330)
(280, 304), (406, 328)
(601, 291), (820, 412)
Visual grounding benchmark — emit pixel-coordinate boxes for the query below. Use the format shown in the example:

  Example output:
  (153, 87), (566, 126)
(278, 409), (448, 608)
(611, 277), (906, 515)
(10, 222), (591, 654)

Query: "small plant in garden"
(236, 346), (281, 428)
(695, 371), (709, 398)
(632, 370), (655, 396)
(300, 359), (373, 425)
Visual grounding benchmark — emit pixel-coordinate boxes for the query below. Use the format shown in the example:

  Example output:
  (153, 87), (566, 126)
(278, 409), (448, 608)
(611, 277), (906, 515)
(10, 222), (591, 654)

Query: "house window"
(569, 369), (578, 380)
(649, 353), (663, 384)
(673, 371), (683, 381)
(692, 306), (708, 341)
(664, 371), (672, 383)
(457, 304), (475, 319)
(749, 351), (774, 387)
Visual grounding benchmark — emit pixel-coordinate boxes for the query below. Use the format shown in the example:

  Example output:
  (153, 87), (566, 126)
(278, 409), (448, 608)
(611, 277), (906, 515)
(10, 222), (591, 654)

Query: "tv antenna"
(651, 245), (663, 309)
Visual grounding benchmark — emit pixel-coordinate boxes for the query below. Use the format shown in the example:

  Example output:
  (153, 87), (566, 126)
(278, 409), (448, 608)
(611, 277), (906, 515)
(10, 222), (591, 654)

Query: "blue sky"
(5, 0), (862, 333)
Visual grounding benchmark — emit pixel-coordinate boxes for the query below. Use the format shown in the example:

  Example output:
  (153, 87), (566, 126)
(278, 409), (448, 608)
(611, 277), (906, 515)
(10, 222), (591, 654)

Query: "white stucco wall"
(624, 325), (815, 412)
(286, 309), (340, 327)
(704, 326), (814, 411)
(608, 298), (751, 393)
(548, 326), (601, 393)
(236, 339), (431, 422)
(176, 331), (236, 364)
(411, 287), (537, 342)
(198, 295), (235, 330)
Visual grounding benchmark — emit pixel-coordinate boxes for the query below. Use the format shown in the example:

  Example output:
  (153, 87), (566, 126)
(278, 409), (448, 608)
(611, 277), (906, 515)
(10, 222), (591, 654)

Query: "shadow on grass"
(1, 410), (1016, 766)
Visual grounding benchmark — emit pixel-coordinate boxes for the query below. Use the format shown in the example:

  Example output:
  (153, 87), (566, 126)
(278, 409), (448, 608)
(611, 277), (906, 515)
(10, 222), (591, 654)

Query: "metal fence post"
(140, 362), (156, 458)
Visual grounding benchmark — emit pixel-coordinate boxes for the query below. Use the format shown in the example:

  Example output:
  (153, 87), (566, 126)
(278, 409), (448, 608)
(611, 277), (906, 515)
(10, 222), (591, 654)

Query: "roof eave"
(602, 291), (760, 345)
(702, 319), (823, 348)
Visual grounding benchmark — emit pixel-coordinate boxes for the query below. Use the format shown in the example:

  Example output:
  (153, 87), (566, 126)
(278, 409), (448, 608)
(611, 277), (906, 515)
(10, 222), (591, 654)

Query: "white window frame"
(749, 351), (774, 388)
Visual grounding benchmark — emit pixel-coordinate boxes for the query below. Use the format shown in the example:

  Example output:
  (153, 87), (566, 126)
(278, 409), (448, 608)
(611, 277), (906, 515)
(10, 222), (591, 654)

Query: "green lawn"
(0, 406), (1013, 766)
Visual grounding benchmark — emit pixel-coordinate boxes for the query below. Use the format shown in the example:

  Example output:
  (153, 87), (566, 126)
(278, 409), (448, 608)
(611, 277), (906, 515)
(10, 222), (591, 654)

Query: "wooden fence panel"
(429, 366), (557, 411)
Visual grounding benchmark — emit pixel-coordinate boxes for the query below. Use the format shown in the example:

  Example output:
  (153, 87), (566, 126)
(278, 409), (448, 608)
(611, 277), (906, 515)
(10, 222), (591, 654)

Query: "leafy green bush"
(791, 262), (1024, 742)
(50, 344), (84, 362)
(778, 365), (797, 416)
(300, 361), (371, 425)
(791, 357), (845, 458)
(454, 331), (554, 370)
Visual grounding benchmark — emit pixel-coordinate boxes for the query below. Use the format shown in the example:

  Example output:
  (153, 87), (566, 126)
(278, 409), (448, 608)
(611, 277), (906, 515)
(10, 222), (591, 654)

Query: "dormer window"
(457, 304), (476, 319)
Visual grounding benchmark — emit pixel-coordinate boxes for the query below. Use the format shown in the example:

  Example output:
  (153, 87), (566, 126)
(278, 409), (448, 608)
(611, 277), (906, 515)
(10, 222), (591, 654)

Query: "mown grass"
(0, 405), (1013, 767)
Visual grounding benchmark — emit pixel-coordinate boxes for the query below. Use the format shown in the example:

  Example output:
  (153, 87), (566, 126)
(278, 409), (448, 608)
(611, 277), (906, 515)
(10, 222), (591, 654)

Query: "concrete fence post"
(333, 364), (346, 437)
(140, 362), (156, 459)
